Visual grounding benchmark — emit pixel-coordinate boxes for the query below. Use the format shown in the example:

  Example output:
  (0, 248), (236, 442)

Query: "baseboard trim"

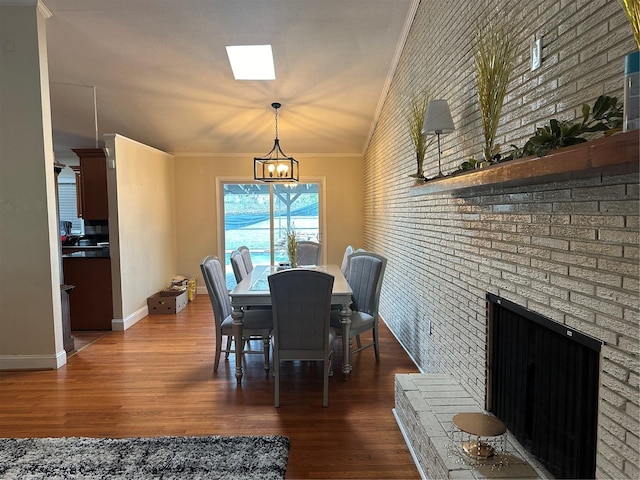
(111, 305), (148, 331)
(0, 350), (67, 371)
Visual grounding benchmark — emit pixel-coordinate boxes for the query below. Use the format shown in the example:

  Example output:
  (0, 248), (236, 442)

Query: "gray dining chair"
(200, 255), (272, 372)
(331, 251), (387, 361)
(238, 245), (254, 273)
(230, 249), (249, 284)
(296, 241), (322, 266)
(268, 269), (335, 407)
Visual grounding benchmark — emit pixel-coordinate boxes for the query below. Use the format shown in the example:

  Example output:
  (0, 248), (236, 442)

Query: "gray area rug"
(0, 435), (289, 479)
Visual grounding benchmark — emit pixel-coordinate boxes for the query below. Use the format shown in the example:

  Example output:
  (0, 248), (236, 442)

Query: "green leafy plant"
(454, 156), (493, 173)
(286, 229), (298, 268)
(506, 95), (623, 159)
(621, 0), (640, 49)
(474, 22), (517, 163)
(408, 91), (433, 179)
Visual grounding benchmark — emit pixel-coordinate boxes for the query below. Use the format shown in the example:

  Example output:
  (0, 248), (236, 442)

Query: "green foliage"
(621, 0), (640, 49)
(505, 95), (623, 159)
(286, 229), (298, 268)
(475, 22), (517, 163)
(408, 91), (433, 178)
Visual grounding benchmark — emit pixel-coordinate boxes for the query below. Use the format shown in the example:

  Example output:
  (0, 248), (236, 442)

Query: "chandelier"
(253, 102), (299, 182)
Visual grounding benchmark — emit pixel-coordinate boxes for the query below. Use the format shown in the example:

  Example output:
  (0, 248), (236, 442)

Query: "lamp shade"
(422, 99), (455, 135)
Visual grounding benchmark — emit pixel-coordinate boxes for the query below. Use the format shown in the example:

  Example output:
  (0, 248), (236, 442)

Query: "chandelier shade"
(254, 102), (299, 182)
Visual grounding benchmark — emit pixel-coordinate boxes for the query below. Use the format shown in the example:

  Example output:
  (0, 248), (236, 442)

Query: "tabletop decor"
(0, 435), (290, 480)
(286, 229), (298, 268)
(448, 412), (508, 470)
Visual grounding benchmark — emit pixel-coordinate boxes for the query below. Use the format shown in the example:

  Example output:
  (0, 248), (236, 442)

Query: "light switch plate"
(531, 38), (542, 71)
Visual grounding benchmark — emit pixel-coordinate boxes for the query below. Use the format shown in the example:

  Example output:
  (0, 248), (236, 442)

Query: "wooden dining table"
(229, 264), (354, 382)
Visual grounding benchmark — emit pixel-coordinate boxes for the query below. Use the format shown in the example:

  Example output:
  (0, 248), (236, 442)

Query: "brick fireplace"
(372, 132), (639, 478)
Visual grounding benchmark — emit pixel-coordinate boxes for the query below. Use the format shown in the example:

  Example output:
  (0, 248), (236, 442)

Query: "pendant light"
(254, 102), (299, 182)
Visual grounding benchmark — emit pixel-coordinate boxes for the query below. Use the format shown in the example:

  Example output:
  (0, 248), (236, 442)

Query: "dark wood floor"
(0, 295), (420, 479)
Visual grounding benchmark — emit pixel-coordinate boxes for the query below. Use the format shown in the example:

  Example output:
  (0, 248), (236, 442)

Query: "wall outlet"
(426, 320), (432, 335)
(531, 38), (543, 71)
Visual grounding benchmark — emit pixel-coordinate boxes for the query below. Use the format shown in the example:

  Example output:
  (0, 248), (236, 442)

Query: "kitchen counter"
(62, 249), (110, 259)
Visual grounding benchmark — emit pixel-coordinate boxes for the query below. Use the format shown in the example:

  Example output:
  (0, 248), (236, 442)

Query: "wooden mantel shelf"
(410, 130), (639, 196)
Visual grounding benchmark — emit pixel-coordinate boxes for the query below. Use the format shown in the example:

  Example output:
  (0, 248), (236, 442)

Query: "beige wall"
(0, 3), (65, 369)
(173, 155), (364, 287)
(105, 134), (177, 329)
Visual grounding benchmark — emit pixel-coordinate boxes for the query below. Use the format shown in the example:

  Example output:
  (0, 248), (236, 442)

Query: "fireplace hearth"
(487, 293), (602, 479)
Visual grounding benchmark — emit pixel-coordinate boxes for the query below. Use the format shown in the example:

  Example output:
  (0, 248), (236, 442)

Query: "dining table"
(229, 264), (354, 382)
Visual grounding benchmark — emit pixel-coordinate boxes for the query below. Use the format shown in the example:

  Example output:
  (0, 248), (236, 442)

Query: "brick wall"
(364, 1), (639, 478)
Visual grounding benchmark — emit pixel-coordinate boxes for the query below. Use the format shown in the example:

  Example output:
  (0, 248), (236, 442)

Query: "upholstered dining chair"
(296, 241), (322, 266)
(238, 245), (254, 273)
(268, 269), (335, 407)
(331, 251), (387, 361)
(340, 245), (354, 275)
(230, 249), (249, 284)
(200, 255), (272, 372)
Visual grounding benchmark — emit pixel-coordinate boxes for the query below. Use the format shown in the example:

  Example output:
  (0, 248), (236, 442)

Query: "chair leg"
(274, 358), (280, 408)
(214, 333), (223, 372)
(263, 337), (270, 372)
(373, 326), (380, 361)
(224, 336), (232, 359)
(355, 334), (362, 349)
(323, 352), (332, 407)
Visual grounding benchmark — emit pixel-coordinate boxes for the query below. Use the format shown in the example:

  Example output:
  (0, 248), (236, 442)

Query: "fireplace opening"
(486, 293), (602, 479)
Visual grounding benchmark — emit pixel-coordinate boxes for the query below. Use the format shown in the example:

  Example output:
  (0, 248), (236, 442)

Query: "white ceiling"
(44, 0), (418, 157)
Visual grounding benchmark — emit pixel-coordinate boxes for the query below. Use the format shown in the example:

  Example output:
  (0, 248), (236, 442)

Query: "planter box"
(147, 290), (188, 314)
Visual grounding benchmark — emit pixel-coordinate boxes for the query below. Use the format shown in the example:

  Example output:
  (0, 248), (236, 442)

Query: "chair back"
(296, 241), (322, 266)
(200, 255), (232, 330)
(238, 245), (254, 272)
(345, 252), (387, 319)
(268, 269), (334, 357)
(340, 245), (354, 275)
(230, 249), (249, 283)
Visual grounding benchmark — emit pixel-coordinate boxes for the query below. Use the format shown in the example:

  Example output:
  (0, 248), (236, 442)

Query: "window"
(57, 169), (84, 235)
(220, 181), (323, 288)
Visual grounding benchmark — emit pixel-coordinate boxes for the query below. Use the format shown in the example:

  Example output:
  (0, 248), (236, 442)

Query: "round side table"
(452, 412), (506, 459)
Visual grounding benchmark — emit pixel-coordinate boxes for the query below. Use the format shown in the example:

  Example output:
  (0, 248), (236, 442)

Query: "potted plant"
(286, 229), (298, 268)
(408, 90), (432, 180)
(474, 22), (517, 163)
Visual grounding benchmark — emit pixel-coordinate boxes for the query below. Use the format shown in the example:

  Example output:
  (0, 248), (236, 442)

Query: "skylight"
(225, 45), (275, 80)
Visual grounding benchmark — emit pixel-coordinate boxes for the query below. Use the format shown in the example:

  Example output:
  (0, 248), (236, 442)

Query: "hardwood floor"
(0, 296), (421, 479)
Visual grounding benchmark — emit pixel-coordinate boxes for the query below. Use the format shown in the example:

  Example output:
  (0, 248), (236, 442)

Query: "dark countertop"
(62, 249), (110, 259)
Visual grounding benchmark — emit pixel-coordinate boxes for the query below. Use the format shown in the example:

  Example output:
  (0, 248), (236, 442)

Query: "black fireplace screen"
(487, 293), (602, 479)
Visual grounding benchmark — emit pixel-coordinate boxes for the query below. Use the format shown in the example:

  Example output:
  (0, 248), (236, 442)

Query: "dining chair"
(296, 241), (322, 266)
(238, 245), (254, 273)
(230, 249), (249, 283)
(200, 255), (272, 372)
(340, 245), (354, 275)
(268, 269), (335, 407)
(331, 251), (387, 361)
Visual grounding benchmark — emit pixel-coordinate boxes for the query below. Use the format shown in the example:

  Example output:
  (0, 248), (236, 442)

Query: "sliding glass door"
(221, 181), (322, 288)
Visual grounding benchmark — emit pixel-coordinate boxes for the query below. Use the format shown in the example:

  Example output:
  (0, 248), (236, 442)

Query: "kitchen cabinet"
(71, 148), (109, 220)
(63, 252), (113, 330)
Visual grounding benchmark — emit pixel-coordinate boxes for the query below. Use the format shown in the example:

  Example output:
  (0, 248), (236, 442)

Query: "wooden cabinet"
(72, 148), (109, 220)
(63, 255), (113, 330)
